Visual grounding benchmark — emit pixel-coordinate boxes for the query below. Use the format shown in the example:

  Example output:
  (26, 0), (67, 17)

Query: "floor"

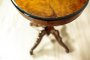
(0, 0), (90, 60)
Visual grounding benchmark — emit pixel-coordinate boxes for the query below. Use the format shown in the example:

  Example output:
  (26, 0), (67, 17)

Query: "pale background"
(0, 0), (90, 60)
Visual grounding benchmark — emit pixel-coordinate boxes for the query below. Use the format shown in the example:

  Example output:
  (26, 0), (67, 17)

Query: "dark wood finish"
(30, 26), (69, 55)
(20, 11), (81, 26)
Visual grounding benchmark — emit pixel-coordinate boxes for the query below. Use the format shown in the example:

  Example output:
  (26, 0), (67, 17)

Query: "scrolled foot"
(66, 48), (69, 53)
(30, 50), (34, 55)
(51, 29), (70, 53)
(30, 30), (46, 55)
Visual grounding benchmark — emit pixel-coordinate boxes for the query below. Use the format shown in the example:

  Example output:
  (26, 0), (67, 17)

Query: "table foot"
(30, 30), (46, 55)
(51, 30), (69, 53)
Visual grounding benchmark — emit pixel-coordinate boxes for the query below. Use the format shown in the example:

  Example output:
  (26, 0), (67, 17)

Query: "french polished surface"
(0, 0), (90, 60)
(16, 0), (87, 17)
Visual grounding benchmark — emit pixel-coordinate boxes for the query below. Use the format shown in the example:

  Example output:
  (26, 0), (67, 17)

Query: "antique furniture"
(11, 0), (89, 55)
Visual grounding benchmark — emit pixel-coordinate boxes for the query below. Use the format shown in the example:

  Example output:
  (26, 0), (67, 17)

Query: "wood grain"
(16, 0), (87, 17)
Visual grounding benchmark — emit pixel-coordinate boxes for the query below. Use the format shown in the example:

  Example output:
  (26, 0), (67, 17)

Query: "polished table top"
(16, 0), (87, 18)
(12, 0), (88, 21)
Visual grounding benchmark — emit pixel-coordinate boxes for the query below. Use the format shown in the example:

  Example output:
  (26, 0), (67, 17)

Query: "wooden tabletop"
(16, 0), (87, 18)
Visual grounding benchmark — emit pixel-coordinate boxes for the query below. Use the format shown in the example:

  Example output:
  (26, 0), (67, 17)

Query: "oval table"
(11, 0), (89, 55)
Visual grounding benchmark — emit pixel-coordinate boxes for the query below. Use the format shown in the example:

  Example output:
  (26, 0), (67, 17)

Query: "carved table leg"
(30, 30), (46, 55)
(51, 30), (69, 53)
